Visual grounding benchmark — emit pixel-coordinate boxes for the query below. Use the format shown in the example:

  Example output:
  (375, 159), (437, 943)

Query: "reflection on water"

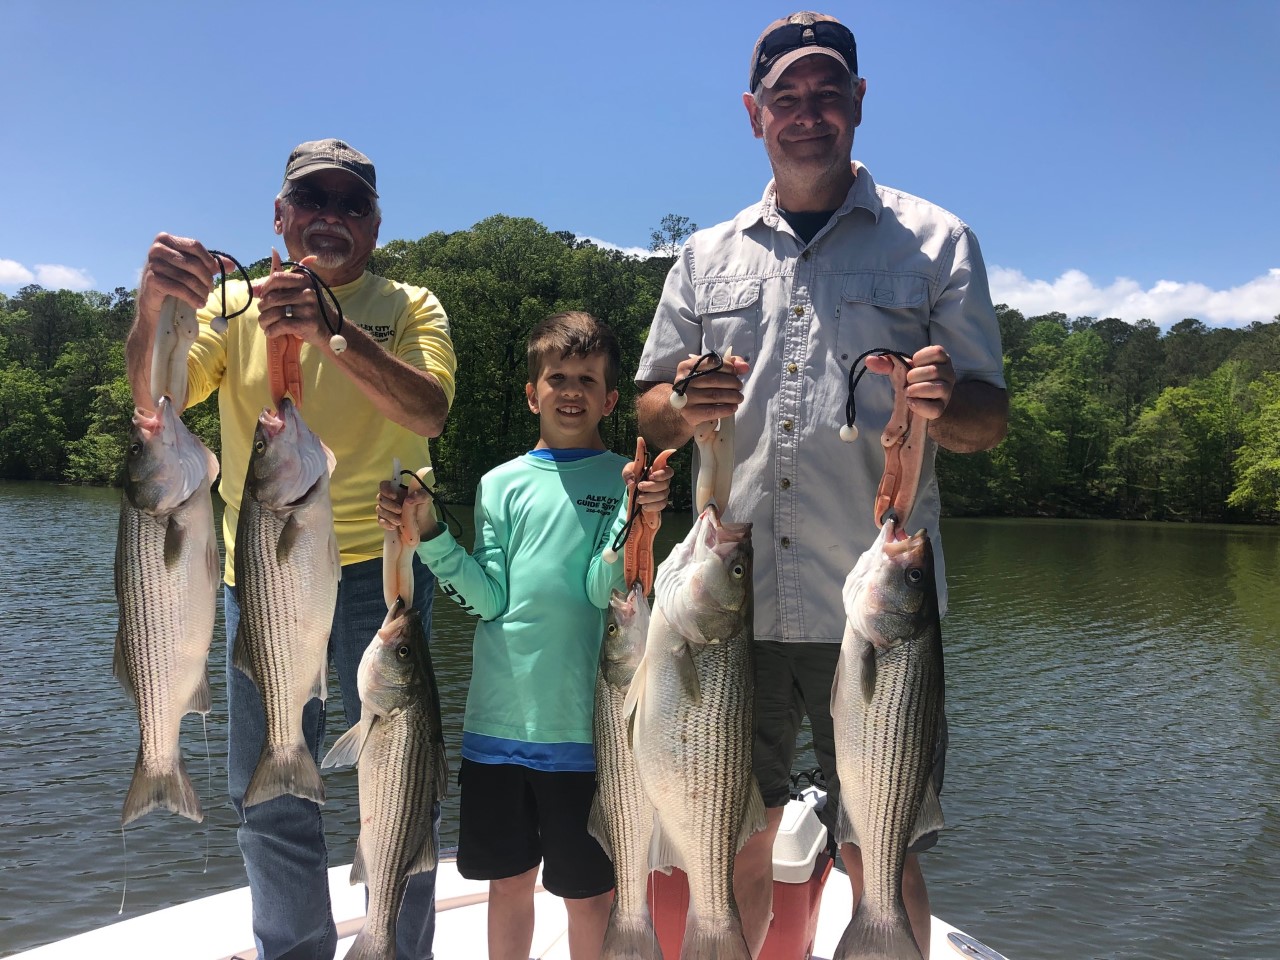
(1, 487), (1277, 959)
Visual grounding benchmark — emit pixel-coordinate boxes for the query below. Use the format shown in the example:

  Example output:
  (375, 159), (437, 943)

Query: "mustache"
(303, 222), (354, 244)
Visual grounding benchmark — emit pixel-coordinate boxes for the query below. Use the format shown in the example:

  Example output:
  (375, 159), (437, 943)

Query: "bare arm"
(125, 233), (222, 412)
(255, 252), (451, 437)
(635, 354), (750, 451)
(310, 323), (450, 437)
(865, 344), (1007, 454)
(928, 380), (1008, 453)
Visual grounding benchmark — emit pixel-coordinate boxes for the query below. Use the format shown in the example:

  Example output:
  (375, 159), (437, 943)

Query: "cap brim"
(284, 160), (379, 197)
(759, 47), (849, 89)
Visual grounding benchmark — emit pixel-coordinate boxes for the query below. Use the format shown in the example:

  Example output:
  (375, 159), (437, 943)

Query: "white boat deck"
(8, 858), (994, 960)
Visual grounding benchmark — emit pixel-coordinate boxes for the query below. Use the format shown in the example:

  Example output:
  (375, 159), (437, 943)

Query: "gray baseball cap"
(283, 138), (378, 197)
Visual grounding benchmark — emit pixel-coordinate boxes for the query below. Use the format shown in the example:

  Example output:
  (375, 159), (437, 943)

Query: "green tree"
(0, 363), (65, 478)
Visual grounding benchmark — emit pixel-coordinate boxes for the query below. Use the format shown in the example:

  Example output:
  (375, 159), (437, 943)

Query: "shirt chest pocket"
(695, 279), (761, 365)
(835, 272), (932, 364)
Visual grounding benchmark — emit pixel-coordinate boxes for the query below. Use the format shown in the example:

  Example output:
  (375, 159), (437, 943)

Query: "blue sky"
(2, 0), (1277, 328)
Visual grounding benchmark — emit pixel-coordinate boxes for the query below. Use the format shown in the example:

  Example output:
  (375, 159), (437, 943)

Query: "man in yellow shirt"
(125, 138), (457, 960)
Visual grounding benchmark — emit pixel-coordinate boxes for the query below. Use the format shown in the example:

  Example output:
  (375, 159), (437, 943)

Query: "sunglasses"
(752, 21), (859, 90)
(286, 184), (375, 219)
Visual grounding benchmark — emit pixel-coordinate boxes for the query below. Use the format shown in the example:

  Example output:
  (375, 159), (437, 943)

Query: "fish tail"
(121, 755), (203, 826)
(340, 927), (395, 960)
(679, 918), (751, 960)
(833, 903), (923, 960)
(601, 912), (665, 960)
(242, 744), (326, 808)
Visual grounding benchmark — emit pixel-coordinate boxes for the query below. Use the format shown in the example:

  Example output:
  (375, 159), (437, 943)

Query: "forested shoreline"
(2, 214), (1277, 522)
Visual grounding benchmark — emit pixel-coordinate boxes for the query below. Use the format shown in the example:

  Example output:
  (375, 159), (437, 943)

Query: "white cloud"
(989, 266), (1280, 329)
(0, 259), (36, 285)
(576, 236), (656, 259)
(0, 259), (96, 291)
(33, 264), (96, 290)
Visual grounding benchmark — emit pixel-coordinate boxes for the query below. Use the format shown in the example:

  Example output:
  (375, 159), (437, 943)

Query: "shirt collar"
(738, 161), (882, 235)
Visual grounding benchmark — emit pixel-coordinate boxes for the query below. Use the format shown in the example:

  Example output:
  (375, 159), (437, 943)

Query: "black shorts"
(456, 758), (615, 898)
(752, 640), (947, 854)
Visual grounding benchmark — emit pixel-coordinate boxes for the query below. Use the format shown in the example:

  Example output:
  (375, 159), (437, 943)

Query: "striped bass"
(832, 520), (945, 960)
(113, 397), (220, 826)
(232, 397), (340, 807)
(322, 600), (447, 960)
(590, 584), (663, 960)
(627, 508), (764, 960)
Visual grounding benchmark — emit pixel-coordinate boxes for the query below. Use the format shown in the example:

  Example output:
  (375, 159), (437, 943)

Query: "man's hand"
(672, 352), (751, 429)
(623, 450), (676, 516)
(865, 345), (955, 422)
(137, 233), (223, 320)
(253, 249), (332, 349)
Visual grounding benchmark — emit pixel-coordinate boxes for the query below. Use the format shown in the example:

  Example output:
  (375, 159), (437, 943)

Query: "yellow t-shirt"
(188, 271), (457, 585)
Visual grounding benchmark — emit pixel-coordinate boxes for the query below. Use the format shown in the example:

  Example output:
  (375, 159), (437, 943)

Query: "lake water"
(1, 481), (1277, 959)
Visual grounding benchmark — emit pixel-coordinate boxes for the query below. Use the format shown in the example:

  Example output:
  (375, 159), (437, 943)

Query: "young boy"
(376, 311), (672, 960)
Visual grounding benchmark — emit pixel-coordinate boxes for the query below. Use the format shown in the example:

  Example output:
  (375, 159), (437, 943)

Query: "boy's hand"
(624, 448), (676, 515)
(377, 480), (440, 542)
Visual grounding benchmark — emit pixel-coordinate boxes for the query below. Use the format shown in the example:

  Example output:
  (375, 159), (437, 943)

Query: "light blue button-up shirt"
(636, 163), (1005, 642)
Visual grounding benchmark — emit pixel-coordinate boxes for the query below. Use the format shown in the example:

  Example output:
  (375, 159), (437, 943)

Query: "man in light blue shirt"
(635, 11), (1009, 957)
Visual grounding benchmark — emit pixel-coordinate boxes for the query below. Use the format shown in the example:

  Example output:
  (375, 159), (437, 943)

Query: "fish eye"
(129, 442), (142, 456)
(396, 644), (411, 660)
(907, 568), (923, 584)
(607, 623), (618, 637)
(254, 439), (266, 453)
(731, 563), (746, 579)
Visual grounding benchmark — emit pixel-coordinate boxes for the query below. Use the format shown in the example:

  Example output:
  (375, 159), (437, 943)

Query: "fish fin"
(407, 823), (440, 877)
(680, 920), (752, 960)
(186, 670), (211, 716)
(321, 717), (370, 769)
(858, 639), (877, 704)
(587, 794), (614, 861)
(909, 778), (945, 846)
(434, 747), (450, 801)
(350, 840), (367, 886)
(121, 752), (203, 827)
(833, 900), (922, 960)
(204, 444), (221, 485)
(600, 914), (664, 960)
(674, 643), (702, 705)
(204, 537), (219, 584)
(163, 515), (187, 567)
(231, 622), (256, 682)
(309, 660), (328, 702)
(112, 629), (137, 704)
(736, 778), (768, 852)
(833, 796), (860, 847)
(243, 744), (325, 808)
(276, 514), (304, 565)
(647, 813), (683, 874)
(622, 652), (649, 746)
(830, 645), (845, 717)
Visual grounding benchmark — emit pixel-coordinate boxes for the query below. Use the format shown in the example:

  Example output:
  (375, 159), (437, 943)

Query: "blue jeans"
(226, 555), (440, 960)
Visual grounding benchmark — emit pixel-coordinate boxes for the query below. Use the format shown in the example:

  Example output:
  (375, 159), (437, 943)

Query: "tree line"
(1, 213), (1277, 522)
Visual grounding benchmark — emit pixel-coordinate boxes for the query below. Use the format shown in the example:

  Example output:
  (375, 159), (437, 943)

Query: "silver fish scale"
(235, 478), (338, 803)
(114, 480), (217, 823)
(353, 701), (443, 957)
(635, 613), (755, 930)
(844, 635), (943, 917)
(593, 669), (652, 927)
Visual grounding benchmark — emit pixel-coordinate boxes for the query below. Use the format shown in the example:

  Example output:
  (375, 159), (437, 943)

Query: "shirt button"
(782, 420), (793, 432)
(781, 537), (792, 549)
(780, 478), (791, 490)
(793, 306), (804, 316)
(787, 363), (798, 374)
